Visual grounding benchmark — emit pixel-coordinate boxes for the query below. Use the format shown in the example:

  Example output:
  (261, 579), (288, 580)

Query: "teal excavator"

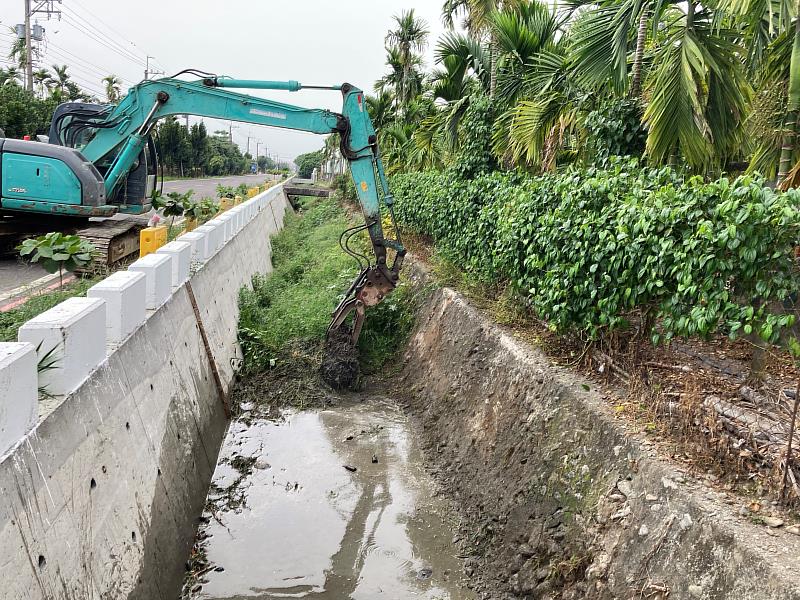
(0, 71), (405, 366)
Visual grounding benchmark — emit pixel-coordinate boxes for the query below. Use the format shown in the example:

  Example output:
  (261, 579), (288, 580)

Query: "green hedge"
(390, 159), (800, 343)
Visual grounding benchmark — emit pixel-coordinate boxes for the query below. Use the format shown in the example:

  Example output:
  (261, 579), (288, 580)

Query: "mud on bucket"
(320, 327), (360, 390)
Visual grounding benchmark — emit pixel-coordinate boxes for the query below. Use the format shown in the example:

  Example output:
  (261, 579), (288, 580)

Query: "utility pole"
(144, 55), (164, 80)
(24, 0), (32, 92)
(22, 0), (61, 92)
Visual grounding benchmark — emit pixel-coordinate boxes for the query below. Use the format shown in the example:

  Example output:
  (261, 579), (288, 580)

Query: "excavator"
(0, 71), (405, 362)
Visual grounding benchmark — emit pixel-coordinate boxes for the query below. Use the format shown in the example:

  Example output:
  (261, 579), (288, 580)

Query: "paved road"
(0, 173), (281, 298)
(162, 174), (276, 200)
(0, 259), (48, 296)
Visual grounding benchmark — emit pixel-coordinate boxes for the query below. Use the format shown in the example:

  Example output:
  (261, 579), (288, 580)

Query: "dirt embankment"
(396, 282), (800, 600)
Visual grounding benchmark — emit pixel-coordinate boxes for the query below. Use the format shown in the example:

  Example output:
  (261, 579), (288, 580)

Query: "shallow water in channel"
(192, 398), (473, 600)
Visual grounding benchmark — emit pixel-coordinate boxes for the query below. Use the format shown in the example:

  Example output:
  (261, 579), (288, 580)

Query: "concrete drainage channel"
(2, 186), (800, 599)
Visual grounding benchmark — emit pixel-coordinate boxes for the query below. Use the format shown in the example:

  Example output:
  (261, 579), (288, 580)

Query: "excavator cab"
(48, 102), (159, 210)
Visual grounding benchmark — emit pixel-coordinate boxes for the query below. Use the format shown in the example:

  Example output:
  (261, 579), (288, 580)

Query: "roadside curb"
(0, 272), (75, 312)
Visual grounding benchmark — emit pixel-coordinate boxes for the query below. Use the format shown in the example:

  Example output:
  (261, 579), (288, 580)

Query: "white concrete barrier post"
(227, 208), (241, 234)
(18, 297), (107, 396)
(0, 343), (38, 456)
(218, 213), (234, 242)
(205, 219), (225, 251)
(87, 271), (146, 344)
(128, 254), (172, 309)
(182, 229), (211, 262)
(156, 240), (191, 289)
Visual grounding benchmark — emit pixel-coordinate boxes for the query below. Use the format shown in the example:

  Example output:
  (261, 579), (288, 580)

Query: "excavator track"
(76, 218), (147, 267)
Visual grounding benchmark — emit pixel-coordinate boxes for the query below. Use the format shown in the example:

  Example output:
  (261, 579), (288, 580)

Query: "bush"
(391, 159), (800, 344)
(331, 173), (357, 202)
(451, 94), (497, 180)
(582, 98), (647, 165)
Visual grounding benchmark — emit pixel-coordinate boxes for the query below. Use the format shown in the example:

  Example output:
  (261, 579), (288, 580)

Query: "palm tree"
(33, 68), (51, 98)
(0, 67), (22, 86)
(570, 0), (750, 171)
(385, 10), (429, 112)
(422, 32), (491, 153)
(365, 90), (397, 131)
(568, 0), (654, 97)
(442, 0), (525, 96)
(50, 64), (71, 94)
(492, 1), (561, 104)
(432, 31), (491, 100)
(102, 74), (122, 103)
(778, 31), (799, 183)
(642, 3), (750, 171)
(376, 46), (426, 111)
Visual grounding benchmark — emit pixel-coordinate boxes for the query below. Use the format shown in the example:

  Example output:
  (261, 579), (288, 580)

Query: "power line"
(59, 5), (148, 65)
(61, 1), (170, 75)
(67, 0), (151, 62)
(44, 52), (113, 88)
(44, 41), (136, 85)
(59, 12), (146, 68)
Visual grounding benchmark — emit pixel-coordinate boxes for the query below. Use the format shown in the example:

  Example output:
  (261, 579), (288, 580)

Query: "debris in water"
(344, 464), (357, 472)
(418, 567), (433, 580)
(371, 454), (379, 463)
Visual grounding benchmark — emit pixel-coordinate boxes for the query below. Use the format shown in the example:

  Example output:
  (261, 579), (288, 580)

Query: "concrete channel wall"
(402, 285), (800, 599)
(0, 182), (291, 599)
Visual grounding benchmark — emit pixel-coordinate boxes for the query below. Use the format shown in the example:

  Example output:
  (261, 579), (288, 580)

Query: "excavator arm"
(78, 74), (404, 348)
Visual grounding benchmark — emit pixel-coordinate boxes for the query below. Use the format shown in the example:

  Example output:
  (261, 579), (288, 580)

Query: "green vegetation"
(238, 196), (413, 377)
(0, 63), (109, 138)
(151, 190), (192, 230)
(0, 277), (100, 342)
(156, 120), (260, 177)
(238, 196), (356, 371)
(0, 83), (59, 138)
(17, 233), (96, 288)
(294, 150), (324, 179)
(391, 159), (800, 345)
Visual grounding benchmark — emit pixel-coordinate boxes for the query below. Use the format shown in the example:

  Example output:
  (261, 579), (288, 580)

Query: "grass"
(237, 195), (416, 391)
(0, 276), (101, 342)
(238, 196), (359, 371)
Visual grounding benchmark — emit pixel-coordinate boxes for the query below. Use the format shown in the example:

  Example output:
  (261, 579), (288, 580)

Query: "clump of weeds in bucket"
(233, 195), (417, 407)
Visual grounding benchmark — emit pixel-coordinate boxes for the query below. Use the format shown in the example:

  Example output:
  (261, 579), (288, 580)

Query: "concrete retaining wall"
(0, 182), (291, 599)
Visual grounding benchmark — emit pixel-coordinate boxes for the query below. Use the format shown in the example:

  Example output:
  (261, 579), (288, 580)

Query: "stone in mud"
(320, 327), (360, 390)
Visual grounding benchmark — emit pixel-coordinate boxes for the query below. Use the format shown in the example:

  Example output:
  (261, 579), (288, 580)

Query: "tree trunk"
(490, 34), (498, 98)
(630, 8), (649, 98)
(778, 12), (800, 184)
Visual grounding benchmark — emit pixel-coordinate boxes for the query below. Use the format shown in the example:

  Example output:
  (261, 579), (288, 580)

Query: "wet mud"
(184, 397), (473, 600)
(319, 328), (361, 390)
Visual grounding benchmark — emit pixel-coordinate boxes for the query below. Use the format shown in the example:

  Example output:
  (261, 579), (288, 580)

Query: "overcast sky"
(0, 0), (448, 162)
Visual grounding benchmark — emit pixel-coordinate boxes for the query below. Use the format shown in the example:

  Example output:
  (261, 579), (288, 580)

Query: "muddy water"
(191, 398), (472, 600)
